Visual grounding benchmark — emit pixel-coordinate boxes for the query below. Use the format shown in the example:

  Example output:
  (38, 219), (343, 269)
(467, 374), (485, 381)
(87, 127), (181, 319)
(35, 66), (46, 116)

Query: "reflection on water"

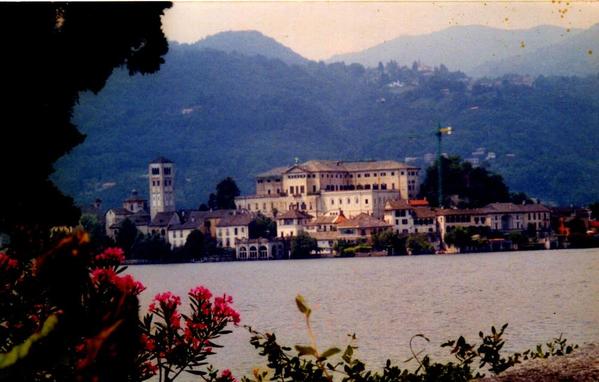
(128, 248), (599, 379)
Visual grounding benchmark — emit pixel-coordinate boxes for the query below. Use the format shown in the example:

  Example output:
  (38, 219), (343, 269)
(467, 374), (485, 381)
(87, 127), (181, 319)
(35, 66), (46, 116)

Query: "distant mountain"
(328, 25), (584, 75)
(182, 30), (309, 66)
(53, 44), (599, 210)
(472, 24), (599, 77)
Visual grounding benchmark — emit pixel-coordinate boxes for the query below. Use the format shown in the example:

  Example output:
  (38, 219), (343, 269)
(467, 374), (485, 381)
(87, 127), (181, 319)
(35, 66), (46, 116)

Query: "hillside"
(52, 43), (599, 210)
(328, 25), (595, 76)
(181, 30), (308, 66)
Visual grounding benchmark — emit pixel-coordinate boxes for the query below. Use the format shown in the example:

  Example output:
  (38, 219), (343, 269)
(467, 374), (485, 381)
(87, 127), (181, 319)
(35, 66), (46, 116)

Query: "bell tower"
(149, 156), (175, 219)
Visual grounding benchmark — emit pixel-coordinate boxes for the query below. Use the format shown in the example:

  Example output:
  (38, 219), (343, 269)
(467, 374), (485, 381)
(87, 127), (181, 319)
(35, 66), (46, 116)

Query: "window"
(249, 246), (257, 259)
(339, 199), (342, 205)
(402, 219), (408, 224)
(365, 199), (369, 204)
(300, 186), (305, 194)
(234, 227), (238, 235)
(396, 219), (399, 225)
(151, 168), (160, 175)
(365, 173), (371, 177)
(163, 167), (171, 175)
(259, 246), (268, 259)
(331, 199), (335, 205)
(239, 247), (247, 260)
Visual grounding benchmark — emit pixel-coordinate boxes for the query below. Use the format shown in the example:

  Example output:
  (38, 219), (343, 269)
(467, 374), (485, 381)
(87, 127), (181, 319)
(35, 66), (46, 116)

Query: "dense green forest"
(53, 43), (599, 209)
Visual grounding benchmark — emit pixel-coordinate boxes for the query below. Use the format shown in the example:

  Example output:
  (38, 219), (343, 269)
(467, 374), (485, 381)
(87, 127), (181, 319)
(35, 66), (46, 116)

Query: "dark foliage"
(0, 2), (171, 236)
(419, 156), (510, 208)
(249, 214), (277, 239)
(290, 232), (318, 259)
(116, 218), (140, 256)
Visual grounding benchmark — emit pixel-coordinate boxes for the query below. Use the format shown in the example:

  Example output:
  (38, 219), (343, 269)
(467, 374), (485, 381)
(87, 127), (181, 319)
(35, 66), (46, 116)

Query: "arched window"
(259, 246), (268, 259)
(249, 246), (258, 259)
(239, 246), (247, 260)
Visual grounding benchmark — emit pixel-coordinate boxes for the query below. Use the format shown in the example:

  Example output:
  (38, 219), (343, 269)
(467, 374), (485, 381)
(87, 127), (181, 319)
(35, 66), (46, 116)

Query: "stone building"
(149, 156), (175, 219)
(235, 238), (284, 260)
(105, 190), (150, 239)
(276, 210), (313, 238)
(235, 160), (420, 218)
(215, 212), (254, 248)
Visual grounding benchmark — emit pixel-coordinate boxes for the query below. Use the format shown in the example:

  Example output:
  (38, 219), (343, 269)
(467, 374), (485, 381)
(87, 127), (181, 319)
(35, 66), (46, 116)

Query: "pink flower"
(220, 369), (238, 382)
(94, 247), (125, 265)
(213, 294), (240, 325)
(90, 269), (145, 295)
(152, 291), (181, 311)
(141, 334), (155, 351)
(189, 285), (212, 301)
(0, 252), (18, 270)
(169, 311), (181, 330)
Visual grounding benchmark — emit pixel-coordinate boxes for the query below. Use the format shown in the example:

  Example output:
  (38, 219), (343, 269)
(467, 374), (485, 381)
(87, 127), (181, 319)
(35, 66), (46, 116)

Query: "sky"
(162, 1), (599, 61)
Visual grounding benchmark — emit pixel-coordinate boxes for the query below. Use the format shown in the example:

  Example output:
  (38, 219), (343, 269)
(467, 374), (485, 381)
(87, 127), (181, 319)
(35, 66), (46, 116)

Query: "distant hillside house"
(235, 160), (420, 219)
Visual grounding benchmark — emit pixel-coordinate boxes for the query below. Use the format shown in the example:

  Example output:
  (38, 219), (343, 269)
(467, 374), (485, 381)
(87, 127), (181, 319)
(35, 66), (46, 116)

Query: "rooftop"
(216, 213), (255, 227)
(337, 213), (391, 229)
(150, 156), (173, 164)
(277, 209), (313, 220)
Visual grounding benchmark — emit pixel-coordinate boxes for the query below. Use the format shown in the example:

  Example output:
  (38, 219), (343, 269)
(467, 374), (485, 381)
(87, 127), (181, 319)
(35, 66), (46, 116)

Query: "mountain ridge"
(327, 24), (597, 76)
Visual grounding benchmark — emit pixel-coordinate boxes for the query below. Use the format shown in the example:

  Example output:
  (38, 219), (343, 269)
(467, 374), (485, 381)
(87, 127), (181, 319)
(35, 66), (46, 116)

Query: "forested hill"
(53, 43), (599, 209)
(181, 30), (309, 66)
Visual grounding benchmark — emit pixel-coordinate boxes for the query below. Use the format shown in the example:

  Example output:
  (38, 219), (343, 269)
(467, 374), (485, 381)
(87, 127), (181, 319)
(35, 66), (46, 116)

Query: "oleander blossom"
(189, 285), (212, 301)
(149, 291), (181, 313)
(90, 268), (145, 295)
(0, 252), (18, 270)
(94, 247), (125, 265)
(220, 369), (238, 382)
(213, 294), (240, 325)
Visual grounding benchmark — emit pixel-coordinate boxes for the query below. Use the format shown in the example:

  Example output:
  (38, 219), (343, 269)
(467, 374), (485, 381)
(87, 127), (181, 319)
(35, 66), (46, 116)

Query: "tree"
(419, 156), (511, 208)
(290, 232), (318, 259)
(215, 178), (240, 210)
(444, 227), (473, 250)
(115, 218), (140, 256)
(249, 214), (277, 239)
(589, 202), (599, 220)
(79, 212), (112, 251)
(0, 2), (171, 235)
(407, 234), (434, 255)
(131, 233), (172, 262)
(510, 192), (533, 205)
(372, 230), (408, 255)
(183, 229), (205, 260)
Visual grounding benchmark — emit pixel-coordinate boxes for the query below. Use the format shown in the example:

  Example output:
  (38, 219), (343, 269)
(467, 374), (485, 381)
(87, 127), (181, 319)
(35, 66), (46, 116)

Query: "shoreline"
(478, 343), (599, 382)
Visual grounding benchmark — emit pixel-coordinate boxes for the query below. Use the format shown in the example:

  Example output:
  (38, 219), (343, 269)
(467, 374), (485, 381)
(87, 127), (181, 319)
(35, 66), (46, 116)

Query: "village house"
(216, 213), (254, 248)
(337, 213), (392, 240)
(276, 209), (313, 238)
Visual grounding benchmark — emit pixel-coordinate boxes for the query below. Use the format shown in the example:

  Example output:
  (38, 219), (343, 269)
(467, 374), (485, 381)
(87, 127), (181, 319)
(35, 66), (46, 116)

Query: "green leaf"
(0, 314), (59, 369)
(320, 347), (341, 359)
(295, 345), (317, 357)
(295, 295), (311, 317)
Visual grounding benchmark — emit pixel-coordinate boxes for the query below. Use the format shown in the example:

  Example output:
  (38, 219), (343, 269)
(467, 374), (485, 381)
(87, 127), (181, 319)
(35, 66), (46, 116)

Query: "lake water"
(128, 248), (599, 379)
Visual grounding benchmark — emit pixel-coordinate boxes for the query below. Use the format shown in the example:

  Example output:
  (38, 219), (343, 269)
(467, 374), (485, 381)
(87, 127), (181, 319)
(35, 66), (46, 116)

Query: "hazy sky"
(162, 1), (599, 60)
